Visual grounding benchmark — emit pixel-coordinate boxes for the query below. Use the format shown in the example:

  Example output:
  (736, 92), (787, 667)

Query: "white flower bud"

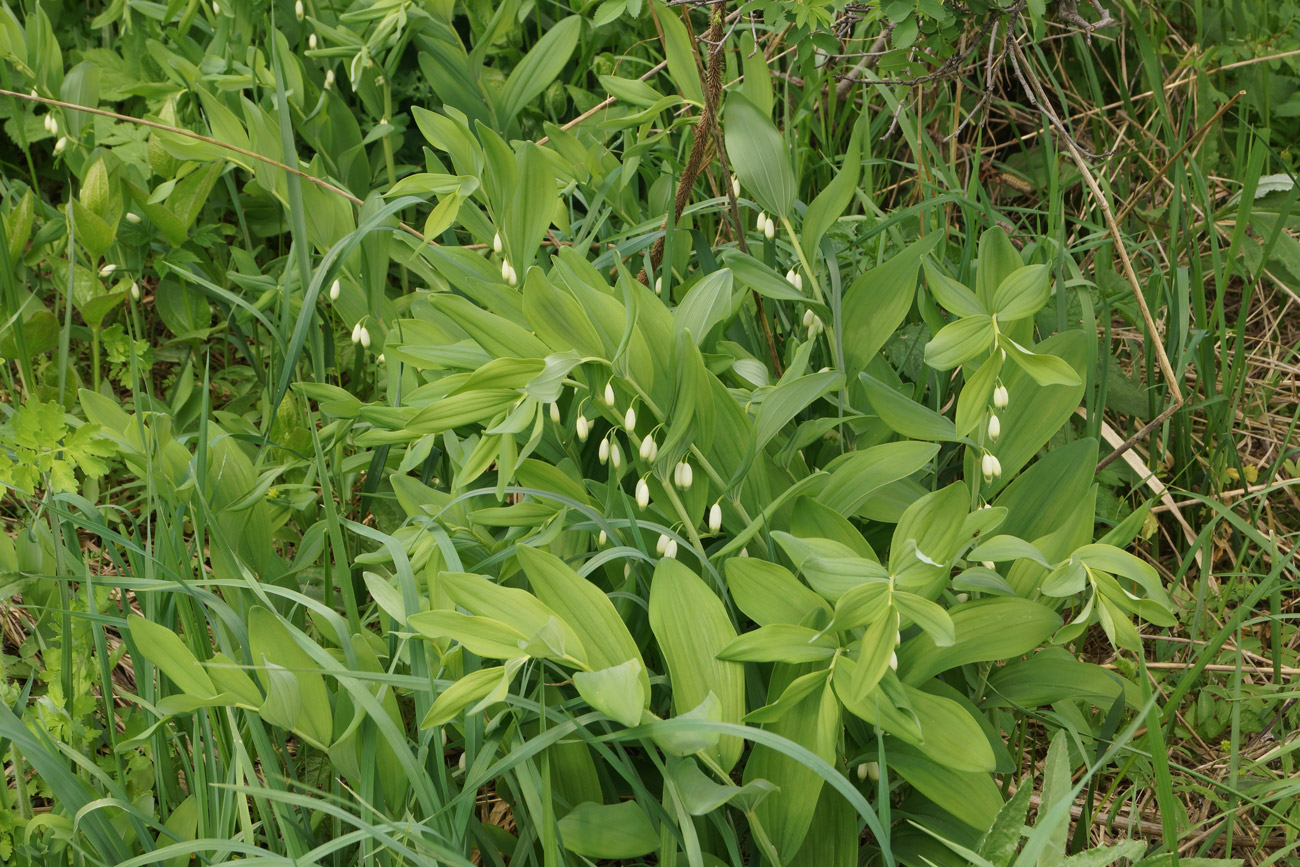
(603, 381), (616, 407)
(793, 273), (803, 291)
(295, 0), (304, 19)
(328, 278), (340, 301)
(786, 268), (797, 286)
(635, 478), (650, 510)
(763, 216), (776, 240)
(731, 174), (740, 198)
(895, 631), (902, 646)
(982, 561), (995, 570)
(955, 592), (969, 603)
(598, 438), (610, 464)
(663, 538), (678, 559)
(53, 136), (67, 155)
(802, 308), (815, 328)
(654, 276), (662, 296)
(576, 414), (589, 441)
(549, 402), (561, 424)
(129, 282), (140, 300)
(377, 353), (385, 364)
(708, 502), (722, 534)
(739, 548), (749, 557)
(610, 440), (623, 469)
(125, 211), (141, 224)
(656, 533), (668, 554)
(889, 651), (897, 671)
(756, 211), (766, 232)
(492, 232), (503, 254)
(456, 752), (465, 773)
(981, 452), (1001, 483)
(639, 435), (657, 462)
(308, 33), (317, 50)
(358, 325), (371, 348)
(501, 258), (511, 280)
(598, 529), (607, 546)
(624, 406), (636, 430)
(98, 264), (117, 277)
(676, 461), (693, 490)
(507, 265), (517, 286)
(857, 761), (880, 781)
(993, 384), (1009, 410)
(987, 413), (1000, 442)
(211, 0), (219, 12)
(324, 69), (335, 89)
(351, 322), (362, 344)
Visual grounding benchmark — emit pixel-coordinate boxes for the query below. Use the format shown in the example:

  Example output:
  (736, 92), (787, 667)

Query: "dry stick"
(1004, 39), (1187, 473)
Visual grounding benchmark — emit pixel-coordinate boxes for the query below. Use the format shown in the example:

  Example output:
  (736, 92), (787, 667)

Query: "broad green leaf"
(992, 264), (1050, 321)
(830, 580), (892, 631)
(517, 546), (646, 689)
(1074, 544), (1169, 604)
(924, 314), (996, 370)
(803, 123), (860, 257)
(976, 227), (1023, 309)
(888, 742), (1004, 830)
(126, 615), (216, 699)
(597, 74), (664, 107)
(574, 659), (646, 727)
(558, 801), (658, 860)
(406, 389), (521, 435)
(1037, 730), (1072, 867)
(849, 609), (898, 700)
(500, 16), (581, 122)
(674, 268), (734, 343)
(818, 440), (939, 516)
(439, 571), (587, 664)
(653, 0), (703, 104)
(723, 250), (809, 302)
(673, 758), (777, 815)
(985, 650), (1139, 709)
(774, 533), (890, 603)
(898, 598), (1062, 684)
(842, 234), (941, 377)
(738, 30), (772, 116)
(421, 662), (519, 728)
(969, 535), (1052, 566)
(743, 669), (829, 724)
(248, 607), (334, 750)
(924, 258), (985, 317)
(648, 559), (746, 771)
(725, 558), (832, 627)
(502, 143), (557, 271)
(860, 374), (959, 441)
(650, 693), (723, 756)
(955, 353), (1004, 437)
(724, 93), (796, 219)
(755, 370), (843, 454)
(894, 592), (955, 646)
(717, 625), (838, 663)
(408, 610), (528, 659)
(1001, 337), (1081, 386)
(1041, 561), (1088, 597)
(524, 268), (606, 355)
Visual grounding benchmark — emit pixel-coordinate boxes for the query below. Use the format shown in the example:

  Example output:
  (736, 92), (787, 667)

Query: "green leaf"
(976, 227), (1023, 309)
(894, 592), (955, 646)
(574, 659), (646, 727)
(860, 374), (959, 441)
(673, 758), (777, 815)
(898, 598), (1062, 684)
(924, 314), (996, 370)
(1001, 337), (1082, 386)
(502, 142), (558, 271)
(126, 615), (216, 699)
(969, 535), (1052, 566)
(500, 16), (581, 122)
(724, 93), (797, 219)
(992, 264), (1050, 321)
(648, 559), (746, 771)
(422, 662), (521, 728)
(439, 571), (587, 664)
(755, 370), (843, 454)
(722, 250), (810, 302)
(674, 268), (735, 343)
(408, 610), (528, 659)
(955, 353), (1004, 437)
(653, 0), (703, 103)
(888, 742), (1004, 830)
(558, 801), (658, 860)
(717, 625), (838, 663)
(725, 558), (832, 627)
(524, 268), (606, 355)
(803, 124), (860, 257)
(248, 607), (334, 750)
(842, 234), (941, 377)
(924, 258), (985, 317)
(818, 440), (939, 516)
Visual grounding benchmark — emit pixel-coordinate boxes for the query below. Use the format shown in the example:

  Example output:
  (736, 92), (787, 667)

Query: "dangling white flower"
(857, 761), (880, 782)
(889, 651), (898, 671)
(376, 353), (385, 364)
(987, 413), (1001, 443)
(52, 136), (68, 155)
(756, 211), (766, 232)
(308, 32), (317, 49)
(981, 452), (1002, 483)
(507, 265), (518, 286)
(663, 538), (678, 559)
(793, 272), (803, 291)
(125, 212), (141, 224)
(955, 592), (969, 603)
(738, 548), (749, 557)
(654, 276), (662, 296)
(98, 263), (117, 277)
(635, 478), (650, 510)
(324, 69), (335, 89)
(785, 268), (797, 286)
(982, 560), (996, 570)
(43, 110), (56, 133)
(601, 381), (615, 407)
(655, 533), (668, 555)
(576, 414), (590, 441)
(802, 308), (815, 328)
(731, 174), (740, 198)
(492, 232), (503, 254)
(993, 384), (1009, 410)
(129, 282), (141, 301)
(598, 529), (607, 546)
(295, 0), (304, 19)
(624, 406), (636, 430)
(549, 402), (561, 425)
(708, 502), (722, 534)
(358, 325), (371, 348)
(610, 440), (623, 469)
(763, 215), (776, 240)
(639, 435), (657, 463)
(501, 258), (511, 280)
(328, 278), (340, 301)
(598, 438), (610, 465)
(674, 461), (693, 490)
(351, 322), (362, 343)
